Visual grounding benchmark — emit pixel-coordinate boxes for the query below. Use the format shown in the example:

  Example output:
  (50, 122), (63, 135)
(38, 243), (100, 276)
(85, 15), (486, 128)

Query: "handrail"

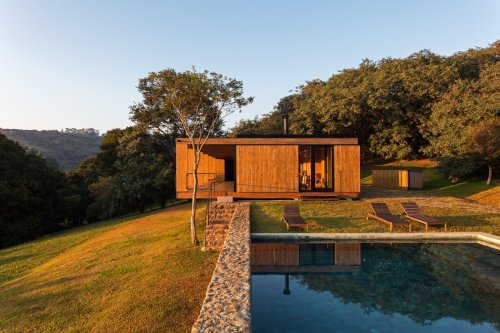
(203, 178), (217, 248)
(186, 172), (224, 191)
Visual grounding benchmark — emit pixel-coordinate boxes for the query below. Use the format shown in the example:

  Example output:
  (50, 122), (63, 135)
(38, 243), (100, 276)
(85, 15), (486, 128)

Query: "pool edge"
(251, 232), (500, 250)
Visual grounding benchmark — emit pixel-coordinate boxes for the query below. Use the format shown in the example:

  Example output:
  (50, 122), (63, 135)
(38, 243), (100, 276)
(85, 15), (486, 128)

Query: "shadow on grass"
(314, 216), (395, 233)
(441, 215), (499, 228)
(0, 254), (34, 266)
(251, 203), (281, 233)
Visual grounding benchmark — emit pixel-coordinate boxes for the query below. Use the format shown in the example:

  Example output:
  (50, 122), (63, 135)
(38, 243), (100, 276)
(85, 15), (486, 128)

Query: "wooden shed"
(372, 169), (423, 190)
(176, 136), (360, 199)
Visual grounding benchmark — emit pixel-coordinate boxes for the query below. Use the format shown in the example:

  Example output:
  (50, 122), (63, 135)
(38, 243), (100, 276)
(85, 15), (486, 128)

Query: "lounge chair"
(401, 202), (447, 231)
(282, 205), (308, 230)
(367, 203), (411, 232)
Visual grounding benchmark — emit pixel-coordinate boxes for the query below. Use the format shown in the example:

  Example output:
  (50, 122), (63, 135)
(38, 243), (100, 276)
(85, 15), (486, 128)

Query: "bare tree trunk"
(190, 173), (198, 245)
(486, 164), (493, 186)
(190, 149), (200, 245)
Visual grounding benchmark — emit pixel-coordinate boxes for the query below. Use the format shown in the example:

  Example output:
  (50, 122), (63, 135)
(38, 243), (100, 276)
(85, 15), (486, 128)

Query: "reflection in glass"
(299, 145), (333, 191)
(299, 146), (311, 191)
(314, 146), (333, 189)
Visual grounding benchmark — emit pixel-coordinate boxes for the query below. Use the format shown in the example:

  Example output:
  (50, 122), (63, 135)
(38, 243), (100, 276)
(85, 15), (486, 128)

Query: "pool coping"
(251, 232), (500, 250)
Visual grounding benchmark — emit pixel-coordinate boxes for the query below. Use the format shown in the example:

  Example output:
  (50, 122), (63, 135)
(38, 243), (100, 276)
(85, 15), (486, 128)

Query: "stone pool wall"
(192, 202), (251, 333)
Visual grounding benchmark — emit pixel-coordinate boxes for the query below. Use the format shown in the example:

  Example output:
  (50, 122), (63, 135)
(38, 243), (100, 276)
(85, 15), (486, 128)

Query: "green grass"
(0, 203), (217, 333)
(251, 200), (500, 235)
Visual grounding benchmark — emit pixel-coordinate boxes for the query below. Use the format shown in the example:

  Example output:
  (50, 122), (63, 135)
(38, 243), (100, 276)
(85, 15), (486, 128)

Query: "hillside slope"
(0, 128), (102, 170)
(0, 203), (217, 333)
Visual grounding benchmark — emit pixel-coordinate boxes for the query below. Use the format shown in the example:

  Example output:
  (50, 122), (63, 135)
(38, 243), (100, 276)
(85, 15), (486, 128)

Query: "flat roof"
(176, 137), (358, 145)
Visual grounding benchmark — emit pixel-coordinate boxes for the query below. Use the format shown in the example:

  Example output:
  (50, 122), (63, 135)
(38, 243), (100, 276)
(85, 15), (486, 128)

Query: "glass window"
(299, 146), (312, 191)
(314, 146), (333, 190)
(299, 145), (334, 191)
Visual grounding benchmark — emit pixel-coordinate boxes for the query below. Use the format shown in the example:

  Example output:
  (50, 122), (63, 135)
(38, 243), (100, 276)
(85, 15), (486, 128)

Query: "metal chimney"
(283, 115), (289, 135)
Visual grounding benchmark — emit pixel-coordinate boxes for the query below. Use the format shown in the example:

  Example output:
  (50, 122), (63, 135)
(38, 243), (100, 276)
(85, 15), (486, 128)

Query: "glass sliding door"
(299, 145), (333, 191)
(299, 146), (312, 191)
(314, 146), (333, 190)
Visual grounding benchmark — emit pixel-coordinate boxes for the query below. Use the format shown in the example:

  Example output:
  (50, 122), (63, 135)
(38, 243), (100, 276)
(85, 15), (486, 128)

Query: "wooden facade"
(372, 169), (423, 190)
(176, 137), (360, 199)
(251, 242), (361, 273)
(236, 145), (298, 193)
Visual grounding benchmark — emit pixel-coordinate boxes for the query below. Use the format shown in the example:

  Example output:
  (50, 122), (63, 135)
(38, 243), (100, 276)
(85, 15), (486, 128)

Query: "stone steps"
(204, 202), (236, 250)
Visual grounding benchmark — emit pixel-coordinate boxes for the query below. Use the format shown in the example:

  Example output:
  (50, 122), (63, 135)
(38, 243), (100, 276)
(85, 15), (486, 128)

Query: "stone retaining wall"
(192, 203), (251, 333)
(204, 203), (236, 250)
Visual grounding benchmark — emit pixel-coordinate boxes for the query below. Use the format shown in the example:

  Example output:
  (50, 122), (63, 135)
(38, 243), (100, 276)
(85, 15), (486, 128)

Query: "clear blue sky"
(1, 0), (499, 133)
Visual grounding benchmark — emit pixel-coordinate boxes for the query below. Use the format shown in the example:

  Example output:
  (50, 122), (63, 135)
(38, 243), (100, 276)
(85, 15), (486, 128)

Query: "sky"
(0, 0), (499, 133)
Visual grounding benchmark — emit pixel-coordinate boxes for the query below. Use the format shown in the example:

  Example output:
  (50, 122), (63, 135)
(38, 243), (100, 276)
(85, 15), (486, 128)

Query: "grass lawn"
(251, 200), (500, 235)
(254, 162), (499, 235)
(0, 203), (217, 333)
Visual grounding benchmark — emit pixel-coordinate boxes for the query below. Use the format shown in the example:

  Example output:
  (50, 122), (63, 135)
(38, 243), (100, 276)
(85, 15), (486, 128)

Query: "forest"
(0, 41), (498, 248)
(0, 128), (102, 170)
(232, 41), (499, 182)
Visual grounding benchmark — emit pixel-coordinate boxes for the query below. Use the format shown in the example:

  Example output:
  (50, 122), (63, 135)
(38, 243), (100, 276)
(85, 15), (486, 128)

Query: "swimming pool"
(251, 242), (500, 332)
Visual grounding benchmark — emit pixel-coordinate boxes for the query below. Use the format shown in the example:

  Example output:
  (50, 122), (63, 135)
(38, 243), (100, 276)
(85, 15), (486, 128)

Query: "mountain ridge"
(0, 128), (103, 171)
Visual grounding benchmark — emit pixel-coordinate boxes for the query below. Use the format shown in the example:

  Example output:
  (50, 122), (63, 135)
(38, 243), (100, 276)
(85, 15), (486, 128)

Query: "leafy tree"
(424, 61), (499, 179)
(95, 128), (123, 177)
(288, 80), (328, 135)
(85, 127), (175, 221)
(113, 128), (174, 213)
(76, 156), (99, 185)
(470, 118), (500, 185)
(130, 68), (253, 244)
(230, 95), (295, 136)
(0, 134), (63, 247)
(231, 40), (498, 171)
(57, 172), (91, 226)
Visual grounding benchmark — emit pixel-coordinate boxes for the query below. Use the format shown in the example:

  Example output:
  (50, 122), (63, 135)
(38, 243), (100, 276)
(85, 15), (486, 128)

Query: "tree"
(0, 134), (63, 247)
(230, 95), (295, 136)
(470, 119), (500, 185)
(424, 61), (499, 179)
(130, 68), (253, 244)
(84, 127), (175, 222)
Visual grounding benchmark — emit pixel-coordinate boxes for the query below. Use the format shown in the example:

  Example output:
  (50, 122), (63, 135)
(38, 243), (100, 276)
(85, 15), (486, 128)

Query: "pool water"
(251, 242), (500, 333)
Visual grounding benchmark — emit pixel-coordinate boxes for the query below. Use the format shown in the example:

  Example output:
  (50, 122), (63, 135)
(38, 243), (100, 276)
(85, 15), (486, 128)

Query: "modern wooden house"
(175, 136), (360, 199)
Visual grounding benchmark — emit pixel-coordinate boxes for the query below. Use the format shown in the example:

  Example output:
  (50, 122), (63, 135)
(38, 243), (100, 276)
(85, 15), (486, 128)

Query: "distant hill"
(0, 128), (102, 171)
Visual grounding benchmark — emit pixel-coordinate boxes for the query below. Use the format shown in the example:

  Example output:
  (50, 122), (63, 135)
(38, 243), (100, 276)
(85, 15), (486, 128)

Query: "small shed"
(372, 169), (423, 190)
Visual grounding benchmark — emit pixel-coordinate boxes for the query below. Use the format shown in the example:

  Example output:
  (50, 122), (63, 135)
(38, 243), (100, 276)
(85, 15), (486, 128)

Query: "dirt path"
(361, 186), (500, 215)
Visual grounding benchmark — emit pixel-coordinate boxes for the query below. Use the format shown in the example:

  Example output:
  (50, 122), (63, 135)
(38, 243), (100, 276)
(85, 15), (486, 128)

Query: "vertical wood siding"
(176, 142), (225, 191)
(372, 169), (409, 190)
(335, 243), (361, 265)
(251, 243), (300, 265)
(175, 142), (187, 191)
(236, 145), (299, 193)
(186, 147), (225, 189)
(334, 145), (360, 193)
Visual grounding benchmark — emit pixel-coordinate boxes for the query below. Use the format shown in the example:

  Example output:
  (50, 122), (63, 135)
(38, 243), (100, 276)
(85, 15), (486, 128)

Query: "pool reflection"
(251, 242), (500, 332)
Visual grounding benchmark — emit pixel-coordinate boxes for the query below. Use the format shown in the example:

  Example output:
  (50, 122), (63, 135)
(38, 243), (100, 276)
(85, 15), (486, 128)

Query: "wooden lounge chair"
(401, 202), (447, 231)
(367, 203), (411, 232)
(282, 205), (308, 230)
